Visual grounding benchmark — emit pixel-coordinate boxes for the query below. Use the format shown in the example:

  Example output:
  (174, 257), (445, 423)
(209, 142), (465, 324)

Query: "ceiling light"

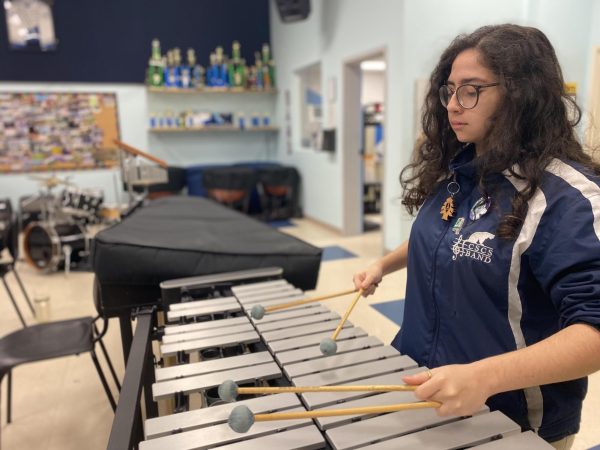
(360, 60), (386, 71)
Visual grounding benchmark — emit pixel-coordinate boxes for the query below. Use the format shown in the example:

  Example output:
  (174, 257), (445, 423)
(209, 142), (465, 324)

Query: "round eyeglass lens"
(439, 86), (451, 107)
(457, 85), (478, 109)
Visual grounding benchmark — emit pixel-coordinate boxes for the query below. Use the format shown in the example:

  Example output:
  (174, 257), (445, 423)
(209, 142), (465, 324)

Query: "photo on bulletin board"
(4, 0), (58, 51)
(0, 92), (121, 173)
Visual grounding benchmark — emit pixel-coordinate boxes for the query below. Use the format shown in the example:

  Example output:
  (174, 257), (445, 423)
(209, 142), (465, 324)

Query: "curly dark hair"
(401, 24), (599, 239)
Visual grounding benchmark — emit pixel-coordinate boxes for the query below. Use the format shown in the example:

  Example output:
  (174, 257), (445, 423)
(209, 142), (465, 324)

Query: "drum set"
(21, 175), (103, 273)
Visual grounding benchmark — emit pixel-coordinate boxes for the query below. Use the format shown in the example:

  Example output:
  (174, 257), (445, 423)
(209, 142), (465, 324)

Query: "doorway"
(342, 49), (387, 239)
(360, 59), (386, 232)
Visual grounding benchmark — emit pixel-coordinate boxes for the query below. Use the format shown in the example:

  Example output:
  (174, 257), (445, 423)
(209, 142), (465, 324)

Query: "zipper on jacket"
(427, 218), (453, 368)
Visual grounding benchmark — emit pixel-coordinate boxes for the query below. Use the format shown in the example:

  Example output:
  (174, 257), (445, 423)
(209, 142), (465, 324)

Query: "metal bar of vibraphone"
(268, 326), (368, 353)
(260, 318), (352, 342)
(327, 408), (498, 450)
(234, 282), (298, 296)
(152, 361), (282, 400)
(161, 322), (255, 344)
(155, 351), (274, 382)
(302, 368), (422, 410)
(315, 389), (437, 430)
(229, 278), (290, 295)
(284, 346), (401, 379)
(160, 330), (261, 357)
(108, 309), (154, 450)
(248, 304), (328, 324)
(471, 430), (554, 449)
(144, 393), (302, 439)
(166, 301), (241, 321)
(291, 354), (417, 388)
(356, 410), (520, 450)
(163, 315), (250, 335)
(140, 407), (315, 450)
(275, 335), (383, 366)
(255, 310), (343, 333)
(241, 294), (309, 310)
(235, 288), (304, 304)
(169, 296), (239, 311)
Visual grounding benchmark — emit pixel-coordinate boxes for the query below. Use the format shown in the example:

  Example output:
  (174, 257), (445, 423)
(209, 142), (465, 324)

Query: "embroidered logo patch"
(452, 231), (495, 263)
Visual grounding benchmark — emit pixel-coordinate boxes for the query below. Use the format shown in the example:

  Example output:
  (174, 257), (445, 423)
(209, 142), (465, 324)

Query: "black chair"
(1, 207), (35, 326)
(0, 315), (121, 438)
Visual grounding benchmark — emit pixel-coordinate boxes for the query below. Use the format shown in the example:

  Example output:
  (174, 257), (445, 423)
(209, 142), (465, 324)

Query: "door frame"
(586, 46), (600, 151)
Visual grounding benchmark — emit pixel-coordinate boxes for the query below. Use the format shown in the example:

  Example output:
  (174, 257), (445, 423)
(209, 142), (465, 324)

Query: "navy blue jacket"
(391, 146), (600, 442)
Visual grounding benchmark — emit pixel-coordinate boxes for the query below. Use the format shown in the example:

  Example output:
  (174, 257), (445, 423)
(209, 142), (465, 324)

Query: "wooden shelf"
(147, 86), (278, 95)
(149, 126), (279, 133)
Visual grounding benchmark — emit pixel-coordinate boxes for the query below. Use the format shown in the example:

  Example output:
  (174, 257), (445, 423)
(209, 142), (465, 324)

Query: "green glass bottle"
(147, 38), (164, 87)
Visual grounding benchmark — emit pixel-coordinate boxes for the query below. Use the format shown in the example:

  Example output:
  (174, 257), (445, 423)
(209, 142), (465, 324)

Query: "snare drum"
(23, 221), (88, 271)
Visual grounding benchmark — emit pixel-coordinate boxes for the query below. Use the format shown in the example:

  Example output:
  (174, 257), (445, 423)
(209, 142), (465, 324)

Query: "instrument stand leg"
(6, 370), (12, 424)
(12, 269), (35, 316)
(143, 339), (158, 419)
(119, 315), (134, 364)
(63, 245), (72, 276)
(2, 278), (27, 327)
(94, 324), (122, 391)
(90, 350), (117, 411)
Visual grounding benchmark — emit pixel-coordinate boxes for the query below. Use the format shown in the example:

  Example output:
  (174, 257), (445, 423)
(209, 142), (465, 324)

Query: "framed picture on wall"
(4, 0), (58, 51)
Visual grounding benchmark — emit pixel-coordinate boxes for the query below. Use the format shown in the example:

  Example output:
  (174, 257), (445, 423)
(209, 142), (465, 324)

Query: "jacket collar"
(449, 144), (478, 179)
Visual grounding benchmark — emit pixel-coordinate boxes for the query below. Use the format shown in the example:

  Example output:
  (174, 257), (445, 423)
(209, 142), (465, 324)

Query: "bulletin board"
(0, 92), (120, 173)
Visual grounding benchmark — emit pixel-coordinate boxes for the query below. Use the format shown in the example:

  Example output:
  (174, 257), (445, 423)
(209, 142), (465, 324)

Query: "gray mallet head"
(228, 404), (255, 433)
(218, 379), (239, 402)
(250, 304), (266, 320)
(320, 337), (338, 356)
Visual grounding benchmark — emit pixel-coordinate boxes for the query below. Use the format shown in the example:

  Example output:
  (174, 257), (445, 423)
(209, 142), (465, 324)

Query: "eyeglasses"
(439, 83), (500, 109)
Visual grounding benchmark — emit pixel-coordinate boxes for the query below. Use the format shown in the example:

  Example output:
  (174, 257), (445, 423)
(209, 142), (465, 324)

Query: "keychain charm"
(441, 179), (460, 221)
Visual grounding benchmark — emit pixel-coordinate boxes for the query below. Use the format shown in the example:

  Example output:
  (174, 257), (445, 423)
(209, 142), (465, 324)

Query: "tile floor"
(0, 217), (598, 449)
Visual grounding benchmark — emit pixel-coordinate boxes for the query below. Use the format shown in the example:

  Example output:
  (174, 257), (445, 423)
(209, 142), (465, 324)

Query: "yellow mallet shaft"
(331, 289), (363, 340)
(265, 288), (358, 313)
(254, 401), (441, 422)
(236, 384), (417, 395)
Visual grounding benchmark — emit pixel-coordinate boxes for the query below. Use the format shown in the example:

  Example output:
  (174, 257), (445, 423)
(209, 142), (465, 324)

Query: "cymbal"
(29, 174), (74, 189)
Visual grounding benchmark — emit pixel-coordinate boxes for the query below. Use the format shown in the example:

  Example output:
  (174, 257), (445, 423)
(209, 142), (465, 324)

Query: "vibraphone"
(109, 268), (553, 450)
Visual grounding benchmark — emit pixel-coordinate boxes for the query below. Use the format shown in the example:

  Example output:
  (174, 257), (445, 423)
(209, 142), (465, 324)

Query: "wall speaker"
(275, 0), (311, 23)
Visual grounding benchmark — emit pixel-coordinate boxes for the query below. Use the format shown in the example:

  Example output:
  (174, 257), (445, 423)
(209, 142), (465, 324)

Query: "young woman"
(353, 24), (600, 448)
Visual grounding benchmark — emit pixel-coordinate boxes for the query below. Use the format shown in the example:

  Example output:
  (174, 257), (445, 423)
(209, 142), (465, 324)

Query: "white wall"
(271, 0), (600, 251)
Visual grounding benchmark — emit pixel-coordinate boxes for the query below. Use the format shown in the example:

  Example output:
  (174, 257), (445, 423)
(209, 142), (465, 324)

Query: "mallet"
(250, 288), (357, 320)
(320, 289), (363, 356)
(218, 379), (417, 403)
(228, 400), (441, 433)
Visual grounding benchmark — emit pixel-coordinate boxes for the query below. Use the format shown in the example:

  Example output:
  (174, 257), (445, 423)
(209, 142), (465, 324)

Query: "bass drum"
(23, 222), (88, 271)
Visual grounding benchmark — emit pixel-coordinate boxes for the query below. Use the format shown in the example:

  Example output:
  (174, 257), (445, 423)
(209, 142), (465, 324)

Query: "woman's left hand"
(402, 363), (493, 417)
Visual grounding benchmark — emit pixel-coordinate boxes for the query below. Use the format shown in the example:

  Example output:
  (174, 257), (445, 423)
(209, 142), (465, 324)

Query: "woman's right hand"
(353, 262), (384, 296)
